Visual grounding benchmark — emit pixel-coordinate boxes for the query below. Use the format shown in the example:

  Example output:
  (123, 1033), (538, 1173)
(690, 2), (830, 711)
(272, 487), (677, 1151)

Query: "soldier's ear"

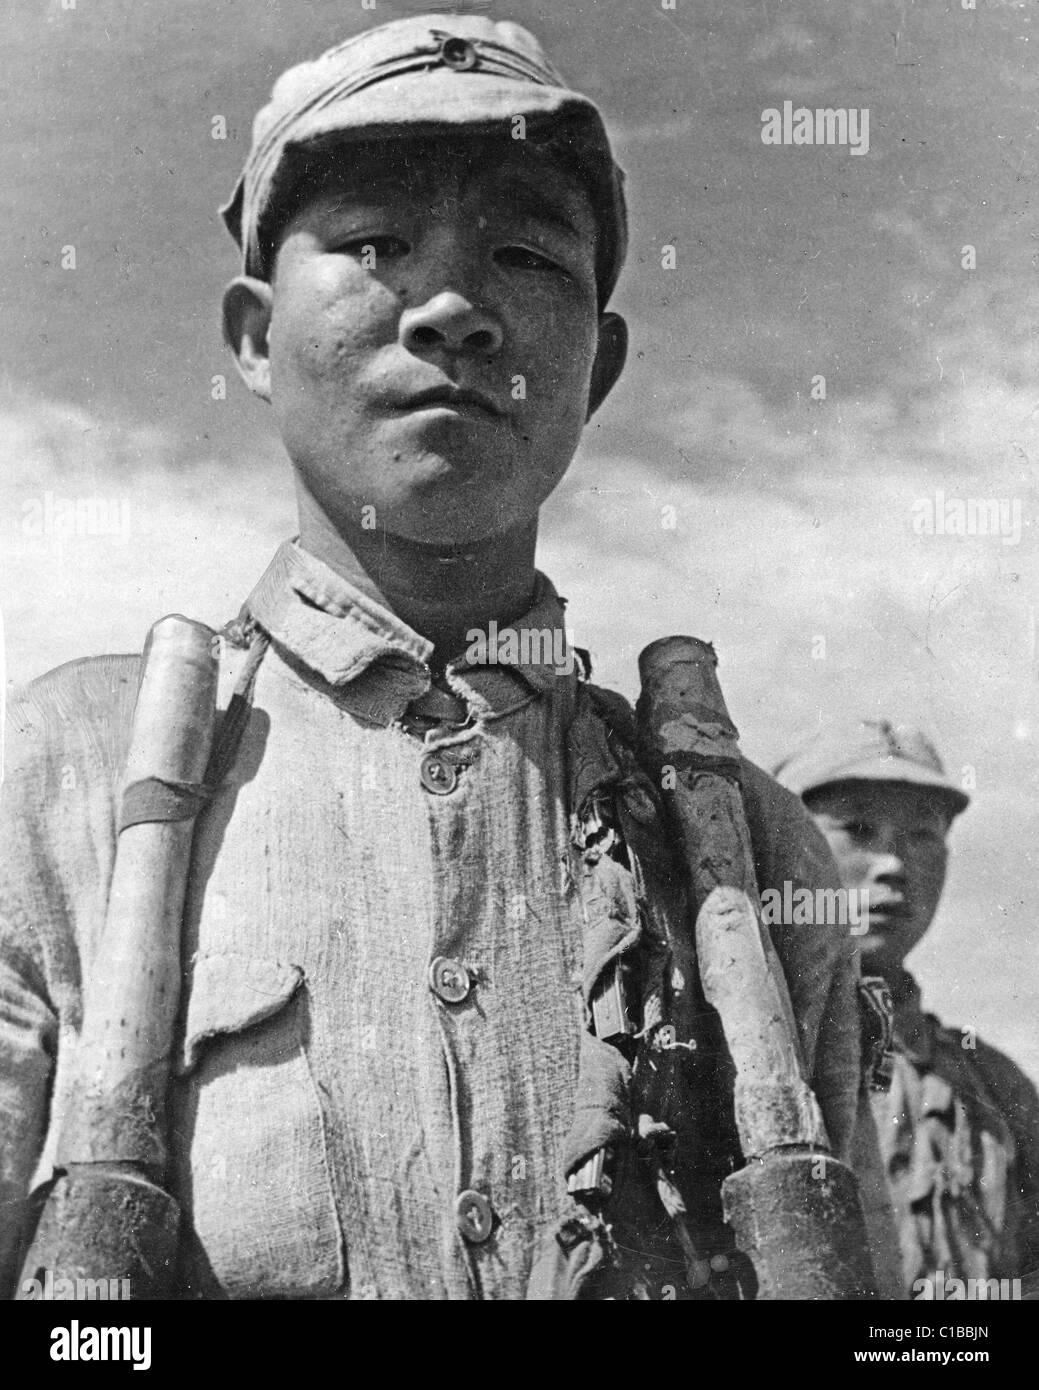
(587, 312), (628, 420)
(222, 276), (275, 403)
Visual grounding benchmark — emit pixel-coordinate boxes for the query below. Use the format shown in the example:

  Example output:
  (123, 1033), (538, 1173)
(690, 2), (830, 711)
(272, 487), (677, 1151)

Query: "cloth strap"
(120, 777), (212, 829)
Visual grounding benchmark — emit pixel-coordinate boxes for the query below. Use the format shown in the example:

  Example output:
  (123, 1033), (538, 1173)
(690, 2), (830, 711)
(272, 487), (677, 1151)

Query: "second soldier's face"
(807, 782), (951, 974)
(265, 137), (611, 545)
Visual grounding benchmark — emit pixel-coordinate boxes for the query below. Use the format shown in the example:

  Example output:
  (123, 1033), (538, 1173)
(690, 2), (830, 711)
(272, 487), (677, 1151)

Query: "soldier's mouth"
(866, 900), (912, 925)
(393, 385), (505, 420)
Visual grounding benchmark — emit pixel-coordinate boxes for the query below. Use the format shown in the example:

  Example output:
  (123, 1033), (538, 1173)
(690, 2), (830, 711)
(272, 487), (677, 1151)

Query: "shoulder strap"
(204, 625), (270, 791)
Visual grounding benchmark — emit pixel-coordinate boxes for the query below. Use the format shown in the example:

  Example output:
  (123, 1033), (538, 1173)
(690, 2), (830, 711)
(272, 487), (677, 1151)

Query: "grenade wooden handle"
(16, 615), (218, 1300)
(636, 635), (877, 1300)
(58, 616), (218, 1168)
(636, 636), (826, 1156)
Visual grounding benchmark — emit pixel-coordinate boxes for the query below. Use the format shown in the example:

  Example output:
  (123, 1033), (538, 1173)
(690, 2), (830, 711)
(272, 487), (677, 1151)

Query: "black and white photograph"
(1, 0), (1036, 1349)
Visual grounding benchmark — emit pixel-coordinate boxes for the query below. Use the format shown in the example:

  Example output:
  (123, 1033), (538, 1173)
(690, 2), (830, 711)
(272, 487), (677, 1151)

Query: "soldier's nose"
(873, 857), (906, 883)
(400, 292), (504, 359)
(871, 838), (907, 881)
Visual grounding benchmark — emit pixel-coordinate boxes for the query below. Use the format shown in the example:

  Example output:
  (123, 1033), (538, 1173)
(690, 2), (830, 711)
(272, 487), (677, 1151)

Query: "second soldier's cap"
(221, 14), (628, 304)
(773, 718), (970, 816)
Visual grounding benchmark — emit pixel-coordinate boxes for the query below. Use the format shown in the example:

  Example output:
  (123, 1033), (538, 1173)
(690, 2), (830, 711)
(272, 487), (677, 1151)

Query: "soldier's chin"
(858, 931), (905, 971)
(386, 430), (517, 491)
(385, 456), (542, 541)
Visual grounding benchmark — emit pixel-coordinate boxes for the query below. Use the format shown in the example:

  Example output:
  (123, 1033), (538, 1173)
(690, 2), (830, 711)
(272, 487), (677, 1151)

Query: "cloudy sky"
(2, 0), (1037, 1078)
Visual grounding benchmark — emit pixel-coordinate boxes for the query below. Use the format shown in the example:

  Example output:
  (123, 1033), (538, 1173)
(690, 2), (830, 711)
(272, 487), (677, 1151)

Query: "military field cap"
(773, 718), (970, 816)
(221, 13), (629, 304)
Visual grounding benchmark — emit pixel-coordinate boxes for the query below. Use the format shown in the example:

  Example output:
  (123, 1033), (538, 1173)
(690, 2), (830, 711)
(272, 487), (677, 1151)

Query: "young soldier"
(776, 719), (1039, 1299)
(1, 15), (879, 1300)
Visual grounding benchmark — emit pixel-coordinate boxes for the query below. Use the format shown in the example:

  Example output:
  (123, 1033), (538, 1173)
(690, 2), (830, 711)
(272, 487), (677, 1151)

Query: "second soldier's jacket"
(0, 540), (886, 1300)
(874, 969), (1039, 1299)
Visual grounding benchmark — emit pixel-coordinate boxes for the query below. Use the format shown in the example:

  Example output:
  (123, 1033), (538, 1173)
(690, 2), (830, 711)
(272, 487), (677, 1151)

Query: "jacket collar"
(887, 967), (937, 1065)
(243, 539), (577, 723)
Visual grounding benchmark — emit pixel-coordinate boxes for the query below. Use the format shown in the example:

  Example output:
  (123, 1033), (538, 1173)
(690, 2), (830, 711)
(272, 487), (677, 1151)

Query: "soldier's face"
(228, 136), (625, 545)
(807, 782), (951, 974)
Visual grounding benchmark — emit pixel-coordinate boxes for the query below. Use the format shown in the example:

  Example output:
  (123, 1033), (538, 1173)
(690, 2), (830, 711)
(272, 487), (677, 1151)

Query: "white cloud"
(0, 392), (295, 683)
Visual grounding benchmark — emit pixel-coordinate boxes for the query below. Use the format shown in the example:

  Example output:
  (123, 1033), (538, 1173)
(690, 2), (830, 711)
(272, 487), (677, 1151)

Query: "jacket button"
(455, 1190), (494, 1243)
(420, 752), (459, 795)
(440, 36), (478, 70)
(429, 956), (470, 1004)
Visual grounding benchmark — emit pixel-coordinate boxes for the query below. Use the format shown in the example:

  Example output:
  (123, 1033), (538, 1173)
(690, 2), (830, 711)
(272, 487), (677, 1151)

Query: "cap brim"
(804, 757), (970, 815)
(286, 69), (609, 146)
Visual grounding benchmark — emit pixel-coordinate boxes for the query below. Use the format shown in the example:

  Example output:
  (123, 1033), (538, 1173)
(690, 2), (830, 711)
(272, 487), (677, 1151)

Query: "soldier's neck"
(296, 501), (540, 670)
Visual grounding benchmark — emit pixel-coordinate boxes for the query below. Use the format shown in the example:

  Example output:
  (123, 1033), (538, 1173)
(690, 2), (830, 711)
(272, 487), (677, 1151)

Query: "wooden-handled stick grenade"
(636, 636), (877, 1300)
(16, 616), (219, 1300)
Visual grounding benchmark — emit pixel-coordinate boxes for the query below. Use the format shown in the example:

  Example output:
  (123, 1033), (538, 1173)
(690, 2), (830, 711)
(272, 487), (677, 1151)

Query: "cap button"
(440, 36), (478, 70)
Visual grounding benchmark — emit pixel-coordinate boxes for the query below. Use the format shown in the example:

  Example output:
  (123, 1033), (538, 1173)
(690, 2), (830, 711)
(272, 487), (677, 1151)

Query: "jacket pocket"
(172, 951), (346, 1299)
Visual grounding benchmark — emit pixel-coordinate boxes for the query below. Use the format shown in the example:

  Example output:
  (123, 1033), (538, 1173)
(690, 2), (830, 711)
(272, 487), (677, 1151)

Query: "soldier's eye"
(333, 235), (410, 260)
(843, 820), (873, 840)
(495, 245), (561, 272)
